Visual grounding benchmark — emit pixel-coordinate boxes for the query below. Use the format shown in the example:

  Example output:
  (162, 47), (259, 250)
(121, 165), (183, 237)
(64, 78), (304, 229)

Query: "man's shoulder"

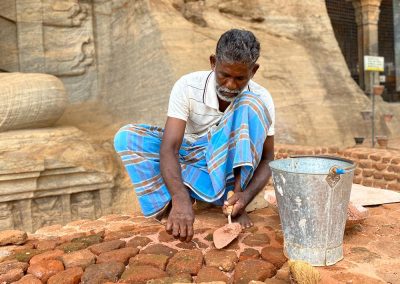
(248, 80), (273, 102)
(177, 71), (212, 88)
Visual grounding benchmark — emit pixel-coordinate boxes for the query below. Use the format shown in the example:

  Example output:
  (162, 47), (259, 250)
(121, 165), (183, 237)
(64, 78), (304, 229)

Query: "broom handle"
(227, 191), (234, 224)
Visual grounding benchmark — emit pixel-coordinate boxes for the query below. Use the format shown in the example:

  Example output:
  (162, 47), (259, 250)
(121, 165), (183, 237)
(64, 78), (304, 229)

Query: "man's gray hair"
(216, 29), (260, 65)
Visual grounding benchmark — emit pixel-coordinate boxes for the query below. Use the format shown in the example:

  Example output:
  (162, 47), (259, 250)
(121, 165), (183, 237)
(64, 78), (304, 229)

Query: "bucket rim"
(269, 155), (356, 175)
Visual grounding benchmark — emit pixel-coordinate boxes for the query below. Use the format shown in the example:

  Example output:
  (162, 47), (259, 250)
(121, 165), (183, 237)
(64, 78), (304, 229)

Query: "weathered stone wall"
(1, 0), (399, 146)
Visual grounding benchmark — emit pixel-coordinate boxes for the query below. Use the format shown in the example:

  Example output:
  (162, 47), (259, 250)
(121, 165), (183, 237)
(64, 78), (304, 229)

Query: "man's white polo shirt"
(167, 71), (275, 143)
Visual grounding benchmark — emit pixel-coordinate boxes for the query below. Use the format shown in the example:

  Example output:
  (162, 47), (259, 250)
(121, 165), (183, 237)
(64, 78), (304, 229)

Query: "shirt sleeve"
(266, 94), (275, 136)
(167, 77), (190, 121)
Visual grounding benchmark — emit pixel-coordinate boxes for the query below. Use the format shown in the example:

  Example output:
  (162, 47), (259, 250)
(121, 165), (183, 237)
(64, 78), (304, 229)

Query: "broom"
(288, 260), (320, 284)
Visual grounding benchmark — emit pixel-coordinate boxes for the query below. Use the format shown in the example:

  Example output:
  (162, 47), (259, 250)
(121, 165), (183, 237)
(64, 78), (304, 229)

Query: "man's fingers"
(172, 222), (180, 238)
(231, 202), (244, 217)
(186, 223), (194, 242)
(179, 223), (187, 242)
(165, 219), (173, 234)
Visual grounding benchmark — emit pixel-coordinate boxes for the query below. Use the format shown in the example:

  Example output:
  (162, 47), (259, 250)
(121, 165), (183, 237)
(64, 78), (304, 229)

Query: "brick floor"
(0, 202), (399, 283)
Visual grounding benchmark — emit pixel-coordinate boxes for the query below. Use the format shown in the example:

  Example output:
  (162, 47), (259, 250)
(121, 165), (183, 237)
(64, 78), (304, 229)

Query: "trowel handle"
(226, 191), (234, 216)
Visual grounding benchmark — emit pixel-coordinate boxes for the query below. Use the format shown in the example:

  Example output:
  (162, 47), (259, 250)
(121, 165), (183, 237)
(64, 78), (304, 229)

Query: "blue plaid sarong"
(114, 91), (272, 217)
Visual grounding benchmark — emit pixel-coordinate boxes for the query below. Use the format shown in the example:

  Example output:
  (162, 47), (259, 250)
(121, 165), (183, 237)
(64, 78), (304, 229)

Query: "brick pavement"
(0, 202), (399, 283)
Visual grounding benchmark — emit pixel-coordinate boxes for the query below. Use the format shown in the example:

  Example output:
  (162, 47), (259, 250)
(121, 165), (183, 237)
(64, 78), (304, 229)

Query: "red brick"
(13, 274), (42, 284)
(166, 250), (203, 276)
(30, 249), (64, 265)
(372, 181), (387, 189)
(81, 262), (125, 283)
(260, 247), (287, 269)
(358, 160), (372, 169)
(126, 236), (152, 248)
(47, 267), (83, 284)
(369, 153), (382, 161)
(387, 165), (400, 174)
(328, 147), (339, 154)
(176, 241), (197, 250)
(0, 230), (27, 246)
(204, 249), (238, 272)
(294, 149), (306, 155)
(343, 149), (352, 157)
(0, 260), (28, 274)
(234, 259), (276, 284)
(321, 147), (328, 154)
(88, 239), (126, 255)
(140, 244), (177, 257)
(314, 148), (322, 155)
(362, 169), (374, 177)
(387, 183), (400, 191)
(129, 254), (169, 270)
(97, 247), (139, 265)
(0, 268), (24, 283)
(61, 249), (96, 269)
(354, 168), (362, 175)
(239, 248), (260, 261)
(27, 259), (64, 282)
(35, 240), (59, 251)
(391, 157), (400, 165)
(353, 176), (362, 184)
(103, 230), (135, 241)
(192, 238), (208, 249)
(282, 153), (288, 158)
(242, 233), (270, 246)
(383, 172), (398, 181)
(196, 267), (229, 283)
(373, 163), (387, 171)
(11, 249), (44, 263)
(158, 230), (176, 242)
(382, 156), (392, 163)
(147, 274), (192, 283)
(373, 172), (384, 179)
(122, 265), (167, 282)
(361, 179), (373, 187)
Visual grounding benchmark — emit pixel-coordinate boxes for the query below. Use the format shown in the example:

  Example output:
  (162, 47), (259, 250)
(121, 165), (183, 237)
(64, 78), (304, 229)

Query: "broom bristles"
(288, 260), (320, 284)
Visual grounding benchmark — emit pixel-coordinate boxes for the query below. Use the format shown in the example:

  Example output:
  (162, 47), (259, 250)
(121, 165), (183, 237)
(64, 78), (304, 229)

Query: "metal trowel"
(213, 191), (242, 249)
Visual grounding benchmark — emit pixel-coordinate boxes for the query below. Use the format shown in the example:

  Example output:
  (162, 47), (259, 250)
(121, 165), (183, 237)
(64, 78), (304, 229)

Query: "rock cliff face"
(1, 0), (398, 145)
(90, 0), (400, 145)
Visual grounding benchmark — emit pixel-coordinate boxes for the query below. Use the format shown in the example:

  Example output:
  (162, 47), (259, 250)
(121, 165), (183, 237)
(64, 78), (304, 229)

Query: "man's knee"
(114, 126), (130, 153)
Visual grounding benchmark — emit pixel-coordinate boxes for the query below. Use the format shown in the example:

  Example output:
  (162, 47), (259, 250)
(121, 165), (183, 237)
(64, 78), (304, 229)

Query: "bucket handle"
(326, 165), (354, 188)
(288, 155), (356, 188)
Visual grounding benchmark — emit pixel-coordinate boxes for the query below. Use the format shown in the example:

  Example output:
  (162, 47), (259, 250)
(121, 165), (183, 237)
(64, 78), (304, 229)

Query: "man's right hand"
(165, 195), (194, 242)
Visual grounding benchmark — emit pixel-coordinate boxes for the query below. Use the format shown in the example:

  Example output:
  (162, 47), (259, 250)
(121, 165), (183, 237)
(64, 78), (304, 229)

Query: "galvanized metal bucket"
(269, 155), (356, 266)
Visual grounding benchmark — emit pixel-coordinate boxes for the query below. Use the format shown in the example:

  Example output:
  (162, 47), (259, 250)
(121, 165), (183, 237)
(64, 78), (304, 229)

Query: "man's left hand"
(222, 191), (250, 218)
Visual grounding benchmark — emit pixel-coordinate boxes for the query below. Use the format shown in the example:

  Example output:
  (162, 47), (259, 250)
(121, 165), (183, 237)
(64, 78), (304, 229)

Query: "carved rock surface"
(0, 127), (116, 232)
(0, 73), (67, 132)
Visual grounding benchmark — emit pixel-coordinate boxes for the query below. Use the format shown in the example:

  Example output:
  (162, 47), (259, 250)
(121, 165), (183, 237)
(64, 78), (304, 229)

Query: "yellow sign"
(364, 56), (384, 72)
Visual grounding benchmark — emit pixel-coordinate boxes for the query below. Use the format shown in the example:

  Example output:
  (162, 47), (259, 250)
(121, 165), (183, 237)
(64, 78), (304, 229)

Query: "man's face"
(210, 55), (259, 102)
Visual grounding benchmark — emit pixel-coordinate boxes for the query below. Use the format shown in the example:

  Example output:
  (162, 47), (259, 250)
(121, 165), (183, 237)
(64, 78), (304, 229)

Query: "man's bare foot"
(233, 211), (253, 228)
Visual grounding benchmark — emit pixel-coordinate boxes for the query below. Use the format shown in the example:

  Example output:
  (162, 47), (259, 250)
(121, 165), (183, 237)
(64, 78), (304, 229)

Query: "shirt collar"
(204, 71), (251, 110)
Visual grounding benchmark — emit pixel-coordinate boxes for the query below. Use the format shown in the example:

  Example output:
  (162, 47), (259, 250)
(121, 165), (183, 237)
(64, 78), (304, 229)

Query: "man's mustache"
(216, 86), (241, 95)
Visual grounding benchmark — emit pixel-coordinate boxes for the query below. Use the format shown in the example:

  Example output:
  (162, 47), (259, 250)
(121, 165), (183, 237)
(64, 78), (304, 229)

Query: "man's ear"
(210, 55), (216, 70)
(251, 63), (260, 78)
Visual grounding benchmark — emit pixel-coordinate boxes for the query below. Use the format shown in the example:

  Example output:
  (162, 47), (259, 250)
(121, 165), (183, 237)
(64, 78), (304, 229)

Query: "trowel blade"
(213, 222), (242, 249)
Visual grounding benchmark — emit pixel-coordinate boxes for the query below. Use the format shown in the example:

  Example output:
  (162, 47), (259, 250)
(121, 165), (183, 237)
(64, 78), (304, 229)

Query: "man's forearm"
(240, 159), (273, 205)
(160, 150), (191, 201)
